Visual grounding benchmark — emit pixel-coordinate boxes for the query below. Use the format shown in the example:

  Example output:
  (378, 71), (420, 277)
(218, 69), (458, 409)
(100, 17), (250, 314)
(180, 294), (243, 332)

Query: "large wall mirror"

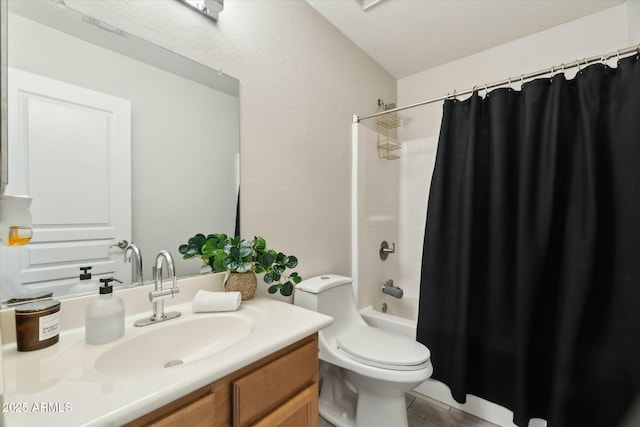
(0, 0), (240, 302)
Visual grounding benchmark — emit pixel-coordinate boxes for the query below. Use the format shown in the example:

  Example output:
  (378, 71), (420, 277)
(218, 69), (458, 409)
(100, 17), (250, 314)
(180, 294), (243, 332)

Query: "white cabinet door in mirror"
(0, 68), (131, 300)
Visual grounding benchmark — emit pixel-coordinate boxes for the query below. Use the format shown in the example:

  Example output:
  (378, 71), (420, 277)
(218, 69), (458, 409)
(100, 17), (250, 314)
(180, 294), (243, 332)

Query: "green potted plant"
(179, 233), (302, 299)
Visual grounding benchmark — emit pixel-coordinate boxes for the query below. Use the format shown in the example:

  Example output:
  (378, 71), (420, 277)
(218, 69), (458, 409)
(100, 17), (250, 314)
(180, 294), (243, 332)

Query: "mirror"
(1, 0), (7, 193)
(0, 0), (240, 301)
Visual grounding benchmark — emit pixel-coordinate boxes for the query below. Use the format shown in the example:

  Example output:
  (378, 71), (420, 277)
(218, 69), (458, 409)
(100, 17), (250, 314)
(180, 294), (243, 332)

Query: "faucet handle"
(379, 241), (395, 260)
(149, 287), (180, 302)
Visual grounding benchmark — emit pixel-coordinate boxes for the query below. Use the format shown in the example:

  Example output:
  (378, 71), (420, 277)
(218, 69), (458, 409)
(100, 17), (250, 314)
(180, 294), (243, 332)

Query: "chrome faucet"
(134, 250), (181, 327)
(124, 242), (143, 285)
(381, 279), (403, 299)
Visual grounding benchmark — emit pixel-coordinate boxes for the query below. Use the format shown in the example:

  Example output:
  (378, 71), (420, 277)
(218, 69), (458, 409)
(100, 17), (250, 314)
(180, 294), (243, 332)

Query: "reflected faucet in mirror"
(124, 242), (144, 285)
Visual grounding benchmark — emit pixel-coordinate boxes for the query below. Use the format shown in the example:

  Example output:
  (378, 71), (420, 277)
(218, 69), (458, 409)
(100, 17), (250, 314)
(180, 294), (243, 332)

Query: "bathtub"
(360, 297), (547, 427)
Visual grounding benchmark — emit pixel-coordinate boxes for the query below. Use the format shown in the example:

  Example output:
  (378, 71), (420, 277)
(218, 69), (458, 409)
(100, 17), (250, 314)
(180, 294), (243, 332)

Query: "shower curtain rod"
(353, 44), (640, 123)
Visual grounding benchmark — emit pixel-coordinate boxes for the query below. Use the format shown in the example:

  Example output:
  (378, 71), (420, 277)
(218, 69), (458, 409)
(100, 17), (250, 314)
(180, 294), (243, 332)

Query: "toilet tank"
(294, 275), (366, 338)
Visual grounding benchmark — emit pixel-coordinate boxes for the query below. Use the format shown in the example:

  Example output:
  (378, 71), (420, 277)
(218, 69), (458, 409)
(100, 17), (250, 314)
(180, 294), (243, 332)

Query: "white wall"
(628, 0), (640, 44)
(61, 0), (397, 292)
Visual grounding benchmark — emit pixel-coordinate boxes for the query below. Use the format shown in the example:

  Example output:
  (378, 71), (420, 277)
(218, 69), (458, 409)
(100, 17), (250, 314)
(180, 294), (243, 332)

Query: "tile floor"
(318, 392), (500, 427)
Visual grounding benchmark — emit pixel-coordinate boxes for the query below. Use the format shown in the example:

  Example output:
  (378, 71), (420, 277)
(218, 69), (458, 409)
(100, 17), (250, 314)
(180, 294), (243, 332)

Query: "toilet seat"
(336, 325), (431, 371)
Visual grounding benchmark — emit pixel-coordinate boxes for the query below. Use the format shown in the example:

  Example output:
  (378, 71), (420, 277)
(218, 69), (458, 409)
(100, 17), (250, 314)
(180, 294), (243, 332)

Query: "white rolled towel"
(192, 290), (241, 313)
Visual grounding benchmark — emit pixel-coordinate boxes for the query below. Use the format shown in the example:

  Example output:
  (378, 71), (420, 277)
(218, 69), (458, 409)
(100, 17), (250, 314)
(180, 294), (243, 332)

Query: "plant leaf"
(222, 258), (238, 270)
(202, 238), (220, 254)
(254, 236), (266, 251)
(229, 247), (241, 260)
(212, 256), (225, 271)
(236, 262), (252, 273)
(281, 282), (294, 296)
(268, 284), (279, 294)
(238, 245), (253, 258)
(258, 252), (274, 268)
(285, 256), (298, 268)
(188, 234), (206, 250)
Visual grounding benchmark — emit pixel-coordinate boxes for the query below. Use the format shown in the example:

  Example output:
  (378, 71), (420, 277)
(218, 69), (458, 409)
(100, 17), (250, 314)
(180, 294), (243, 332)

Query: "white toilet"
(294, 274), (432, 427)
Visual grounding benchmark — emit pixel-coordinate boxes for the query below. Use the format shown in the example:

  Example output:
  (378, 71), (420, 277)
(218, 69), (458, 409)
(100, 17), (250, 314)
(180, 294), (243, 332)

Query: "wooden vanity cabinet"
(125, 334), (319, 427)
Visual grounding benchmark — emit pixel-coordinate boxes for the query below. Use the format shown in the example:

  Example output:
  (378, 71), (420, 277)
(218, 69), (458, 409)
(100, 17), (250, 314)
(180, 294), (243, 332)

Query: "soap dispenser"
(85, 277), (125, 345)
(68, 266), (99, 295)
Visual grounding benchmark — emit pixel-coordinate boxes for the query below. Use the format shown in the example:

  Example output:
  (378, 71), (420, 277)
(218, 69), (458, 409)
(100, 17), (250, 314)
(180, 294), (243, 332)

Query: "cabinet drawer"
(149, 393), (215, 427)
(233, 339), (318, 427)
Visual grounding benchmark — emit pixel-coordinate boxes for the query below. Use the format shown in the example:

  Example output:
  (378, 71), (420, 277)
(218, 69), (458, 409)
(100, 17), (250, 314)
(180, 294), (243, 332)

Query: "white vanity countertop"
(1, 297), (332, 427)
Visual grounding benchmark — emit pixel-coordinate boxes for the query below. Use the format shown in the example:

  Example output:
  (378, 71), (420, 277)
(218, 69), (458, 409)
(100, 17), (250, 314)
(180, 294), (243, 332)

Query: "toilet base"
(346, 369), (411, 427)
(353, 387), (408, 427)
(318, 362), (357, 427)
(318, 361), (416, 427)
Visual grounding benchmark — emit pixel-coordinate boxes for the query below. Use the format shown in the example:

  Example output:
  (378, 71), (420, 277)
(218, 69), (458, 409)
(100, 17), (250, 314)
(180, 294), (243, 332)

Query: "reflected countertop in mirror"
(0, 0), (240, 302)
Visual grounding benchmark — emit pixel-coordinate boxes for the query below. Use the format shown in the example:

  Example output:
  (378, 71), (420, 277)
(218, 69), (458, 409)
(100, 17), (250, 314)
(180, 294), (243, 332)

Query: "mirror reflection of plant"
(179, 233), (302, 296)
(178, 233), (218, 269)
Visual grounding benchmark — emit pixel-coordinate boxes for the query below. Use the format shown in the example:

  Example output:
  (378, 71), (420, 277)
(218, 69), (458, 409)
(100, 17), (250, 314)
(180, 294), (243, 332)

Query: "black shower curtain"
(416, 55), (640, 427)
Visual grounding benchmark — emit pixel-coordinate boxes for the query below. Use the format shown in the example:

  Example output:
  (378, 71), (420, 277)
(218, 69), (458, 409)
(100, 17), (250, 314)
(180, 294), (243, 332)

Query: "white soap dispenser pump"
(85, 277), (125, 345)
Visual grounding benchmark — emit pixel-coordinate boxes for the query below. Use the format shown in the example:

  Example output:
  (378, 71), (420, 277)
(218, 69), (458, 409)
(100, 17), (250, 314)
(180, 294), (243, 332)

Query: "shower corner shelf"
(375, 112), (402, 130)
(377, 138), (402, 160)
(376, 112), (403, 160)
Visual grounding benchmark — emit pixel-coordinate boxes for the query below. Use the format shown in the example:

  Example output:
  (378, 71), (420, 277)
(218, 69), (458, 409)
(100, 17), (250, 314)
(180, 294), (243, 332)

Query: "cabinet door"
(150, 393), (215, 427)
(251, 383), (318, 427)
(233, 339), (318, 426)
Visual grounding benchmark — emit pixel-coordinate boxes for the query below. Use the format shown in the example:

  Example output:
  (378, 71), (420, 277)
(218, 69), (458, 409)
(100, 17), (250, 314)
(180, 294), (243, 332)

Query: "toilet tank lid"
(296, 274), (352, 294)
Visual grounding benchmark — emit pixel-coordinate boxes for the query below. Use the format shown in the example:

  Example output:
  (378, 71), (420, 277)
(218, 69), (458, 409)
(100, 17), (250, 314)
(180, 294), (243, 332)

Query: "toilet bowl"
(294, 275), (432, 427)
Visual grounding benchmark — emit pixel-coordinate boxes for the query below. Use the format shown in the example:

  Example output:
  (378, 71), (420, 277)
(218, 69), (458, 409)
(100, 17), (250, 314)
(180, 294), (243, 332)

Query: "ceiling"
(306, 0), (624, 79)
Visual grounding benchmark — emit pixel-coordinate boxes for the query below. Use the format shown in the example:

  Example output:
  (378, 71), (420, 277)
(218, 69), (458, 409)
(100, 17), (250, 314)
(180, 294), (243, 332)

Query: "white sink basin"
(93, 314), (253, 375)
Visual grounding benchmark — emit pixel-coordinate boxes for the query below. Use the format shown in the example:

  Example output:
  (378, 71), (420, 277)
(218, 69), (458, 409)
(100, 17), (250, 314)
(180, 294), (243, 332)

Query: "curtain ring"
(453, 89), (457, 100)
(561, 63), (565, 73)
(484, 83), (489, 98)
(520, 74), (524, 89)
(508, 77), (512, 91)
(616, 50), (620, 65)
(550, 64), (555, 79)
(576, 59), (581, 74)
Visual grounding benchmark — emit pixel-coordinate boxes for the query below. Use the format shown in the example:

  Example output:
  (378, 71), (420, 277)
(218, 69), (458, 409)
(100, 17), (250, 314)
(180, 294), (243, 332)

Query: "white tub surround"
(1, 274), (332, 426)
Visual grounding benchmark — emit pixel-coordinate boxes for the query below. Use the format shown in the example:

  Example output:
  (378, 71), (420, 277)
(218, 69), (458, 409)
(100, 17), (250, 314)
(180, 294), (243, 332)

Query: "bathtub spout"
(381, 279), (403, 299)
